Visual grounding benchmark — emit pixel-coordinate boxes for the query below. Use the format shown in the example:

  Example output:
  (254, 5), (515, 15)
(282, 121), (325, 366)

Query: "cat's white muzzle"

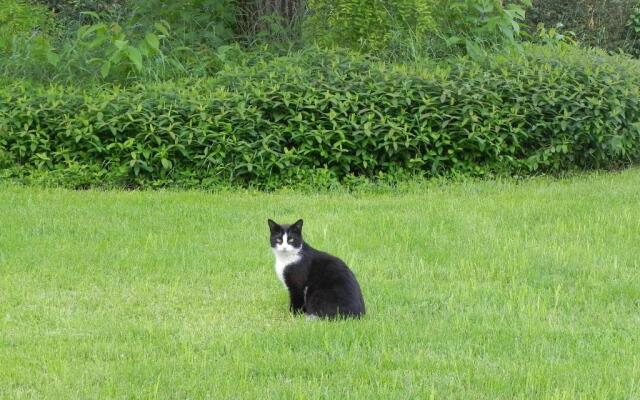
(275, 243), (297, 253)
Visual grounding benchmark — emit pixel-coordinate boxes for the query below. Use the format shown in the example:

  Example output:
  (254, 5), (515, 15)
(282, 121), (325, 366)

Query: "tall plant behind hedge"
(432, 0), (530, 57)
(127, 0), (235, 48)
(34, 0), (125, 16)
(304, 0), (530, 59)
(304, 0), (437, 57)
(526, 0), (637, 53)
(0, 0), (57, 49)
(1, 0), (240, 83)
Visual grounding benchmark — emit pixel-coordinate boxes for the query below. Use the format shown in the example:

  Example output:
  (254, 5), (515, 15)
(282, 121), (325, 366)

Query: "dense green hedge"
(1, 45), (640, 188)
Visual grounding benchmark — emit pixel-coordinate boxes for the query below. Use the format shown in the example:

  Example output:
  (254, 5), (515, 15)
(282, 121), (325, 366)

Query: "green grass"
(1, 170), (640, 399)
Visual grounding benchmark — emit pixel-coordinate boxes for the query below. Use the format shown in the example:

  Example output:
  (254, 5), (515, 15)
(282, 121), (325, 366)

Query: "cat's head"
(268, 219), (303, 253)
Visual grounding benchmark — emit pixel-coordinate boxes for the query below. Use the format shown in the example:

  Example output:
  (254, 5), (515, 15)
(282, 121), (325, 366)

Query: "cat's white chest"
(273, 250), (301, 287)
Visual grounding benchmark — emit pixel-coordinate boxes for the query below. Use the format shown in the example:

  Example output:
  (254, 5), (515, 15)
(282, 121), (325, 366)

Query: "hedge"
(1, 45), (640, 188)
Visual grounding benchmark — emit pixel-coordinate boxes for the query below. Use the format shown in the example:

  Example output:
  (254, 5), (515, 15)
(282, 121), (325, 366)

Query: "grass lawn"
(1, 170), (640, 399)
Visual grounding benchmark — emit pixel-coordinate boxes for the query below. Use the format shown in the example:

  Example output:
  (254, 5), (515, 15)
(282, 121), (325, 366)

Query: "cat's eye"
(276, 238), (282, 244)
(288, 238), (294, 243)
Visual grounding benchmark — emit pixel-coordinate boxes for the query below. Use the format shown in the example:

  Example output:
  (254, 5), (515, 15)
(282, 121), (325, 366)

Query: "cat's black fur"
(268, 219), (365, 319)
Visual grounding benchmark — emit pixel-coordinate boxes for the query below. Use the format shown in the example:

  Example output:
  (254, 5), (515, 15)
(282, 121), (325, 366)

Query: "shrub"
(1, 45), (639, 189)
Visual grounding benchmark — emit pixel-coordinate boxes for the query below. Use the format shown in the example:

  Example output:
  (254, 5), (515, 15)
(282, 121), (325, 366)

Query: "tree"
(235, 0), (306, 38)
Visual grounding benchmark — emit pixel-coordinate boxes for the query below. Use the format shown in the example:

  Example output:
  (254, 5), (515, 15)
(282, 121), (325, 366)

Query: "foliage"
(33, 0), (126, 19)
(126, 0), (235, 49)
(526, 23), (577, 47)
(525, 0), (637, 54)
(1, 0), (533, 83)
(305, 0), (531, 59)
(32, 0), (235, 49)
(1, 0), (241, 83)
(627, 2), (640, 56)
(433, 0), (531, 58)
(0, 0), (58, 49)
(1, 46), (639, 189)
(304, 0), (437, 58)
(0, 18), (182, 82)
(66, 18), (172, 80)
(0, 0), (62, 81)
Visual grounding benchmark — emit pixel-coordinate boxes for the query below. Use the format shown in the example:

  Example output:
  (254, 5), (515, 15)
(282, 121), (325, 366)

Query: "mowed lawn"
(1, 171), (640, 399)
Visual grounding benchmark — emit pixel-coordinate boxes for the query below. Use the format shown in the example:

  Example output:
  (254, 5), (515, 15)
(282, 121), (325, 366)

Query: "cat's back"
(304, 245), (365, 317)
(306, 247), (360, 286)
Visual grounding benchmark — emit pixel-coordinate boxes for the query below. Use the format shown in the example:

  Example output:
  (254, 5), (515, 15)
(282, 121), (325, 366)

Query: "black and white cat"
(268, 219), (366, 319)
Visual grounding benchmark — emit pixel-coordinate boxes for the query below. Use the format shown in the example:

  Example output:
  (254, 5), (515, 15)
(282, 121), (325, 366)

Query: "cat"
(268, 219), (365, 319)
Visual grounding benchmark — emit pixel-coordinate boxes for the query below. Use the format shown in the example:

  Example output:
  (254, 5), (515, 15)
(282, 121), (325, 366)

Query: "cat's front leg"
(289, 289), (305, 314)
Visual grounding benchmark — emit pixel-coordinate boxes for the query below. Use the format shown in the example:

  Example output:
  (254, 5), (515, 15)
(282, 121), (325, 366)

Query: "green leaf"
(45, 51), (60, 67)
(154, 21), (170, 37)
(100, 61), (111, 78)
(126, 47), (143, 72)
(78, 23), (107, 39)
(465, 40), (484, 60)
(114, 40), (128, 50)
(145, 33), (160, 51)
(79, 11), (100, 20)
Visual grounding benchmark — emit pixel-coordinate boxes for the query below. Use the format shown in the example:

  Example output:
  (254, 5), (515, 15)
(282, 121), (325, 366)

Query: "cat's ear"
(291, 219), (304, 232)
(268, 219), (281, 232)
